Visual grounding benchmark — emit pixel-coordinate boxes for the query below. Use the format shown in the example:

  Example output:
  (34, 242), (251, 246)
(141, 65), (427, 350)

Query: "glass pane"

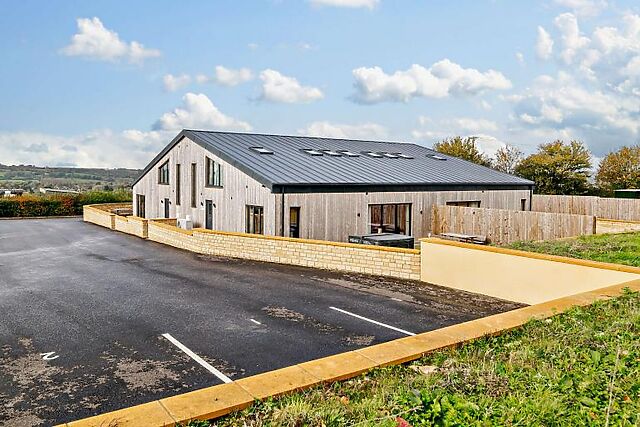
(397, 204), (410, 234)
(369, 205), (382, 233)
(382, 205), (396, 233)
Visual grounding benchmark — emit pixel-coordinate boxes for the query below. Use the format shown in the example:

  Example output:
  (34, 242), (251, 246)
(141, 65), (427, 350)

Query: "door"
(205, 200), (213, 230)
(164, 198), (170, 218)
(289, 207), (300, 238)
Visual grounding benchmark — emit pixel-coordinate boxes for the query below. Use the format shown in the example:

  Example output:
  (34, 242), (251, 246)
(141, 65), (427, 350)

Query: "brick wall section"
(114, 215), (148, 238)
(83, 205), (116, 229)
(148, 221), (421, 280)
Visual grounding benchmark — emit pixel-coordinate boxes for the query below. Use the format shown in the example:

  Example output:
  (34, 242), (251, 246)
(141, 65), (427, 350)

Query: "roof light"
(396, 153), (414, 159)
(382, 153), (399, 158)
(250, 147), (274, 154)
(340, 150), (360, 157)
(302, 149), (324, 156)
(363, 151), (383, 158)
(322, 150), (342, 156)
(427, 154), (447, 160)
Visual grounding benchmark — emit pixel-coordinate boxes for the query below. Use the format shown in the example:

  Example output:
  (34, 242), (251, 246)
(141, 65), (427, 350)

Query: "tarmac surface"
(0, 218), (523, 426)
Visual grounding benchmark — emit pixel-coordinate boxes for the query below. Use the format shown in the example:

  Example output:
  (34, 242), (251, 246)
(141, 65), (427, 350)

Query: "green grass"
(186, 233), (640, 426)
(505, 232), (640, 268)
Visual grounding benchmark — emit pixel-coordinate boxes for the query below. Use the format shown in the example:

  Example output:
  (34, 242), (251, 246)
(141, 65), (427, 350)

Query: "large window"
(175, 164), (181, 206)
(136, 194), (145, 218)
(191, 163), (197, 208)
(446, 200), (481, 208)
(246, 205), (264, 234)
(368, 203), (411, 235)
(158, 161), (169, 185)
(205, 157), (223, 187)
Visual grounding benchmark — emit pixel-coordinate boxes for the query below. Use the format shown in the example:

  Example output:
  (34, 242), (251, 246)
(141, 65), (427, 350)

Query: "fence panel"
(431, 205), (596, 245)
(532, 195), (640, 221)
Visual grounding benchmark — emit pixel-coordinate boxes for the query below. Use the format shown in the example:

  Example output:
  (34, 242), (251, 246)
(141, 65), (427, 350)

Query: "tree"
(515, 140), (592, 195)
(494, 144), (523, 174)
(433, 136), (492, 167)
(596, 145), (640, 193)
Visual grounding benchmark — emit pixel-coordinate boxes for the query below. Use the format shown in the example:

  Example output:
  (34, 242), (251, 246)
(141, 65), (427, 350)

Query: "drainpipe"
(280, 187), (286, 237)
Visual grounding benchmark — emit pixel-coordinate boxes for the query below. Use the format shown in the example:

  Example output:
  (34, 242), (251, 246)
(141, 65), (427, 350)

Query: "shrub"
(0, 190), (132, 217)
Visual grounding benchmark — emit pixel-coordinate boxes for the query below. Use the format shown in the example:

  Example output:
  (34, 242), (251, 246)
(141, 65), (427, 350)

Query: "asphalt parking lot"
(0, 218), (523, 426)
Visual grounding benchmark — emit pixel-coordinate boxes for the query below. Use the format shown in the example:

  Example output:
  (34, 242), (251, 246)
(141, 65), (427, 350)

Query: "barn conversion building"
(132, 129), (533, 242)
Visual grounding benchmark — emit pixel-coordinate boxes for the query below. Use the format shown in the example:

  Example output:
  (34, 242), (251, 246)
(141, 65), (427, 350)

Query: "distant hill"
(0, 164), (141, 192)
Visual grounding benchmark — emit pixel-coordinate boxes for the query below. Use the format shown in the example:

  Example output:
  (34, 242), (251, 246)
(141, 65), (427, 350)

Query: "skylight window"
(340, 151), (360, 157)
(396, 153), (414, 159)
(427, 154), (447, 160)
(363, 151), (383, 158)
(382, 152), (399, 158)
(323, 150), (342, 156)
(250, 147), (274, 154)
(302, 149), (324, 156)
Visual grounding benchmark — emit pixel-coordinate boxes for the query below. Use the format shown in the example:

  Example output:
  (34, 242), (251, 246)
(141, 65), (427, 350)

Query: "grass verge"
(185, 233), (640, 426)
(505, 232), (640, 267)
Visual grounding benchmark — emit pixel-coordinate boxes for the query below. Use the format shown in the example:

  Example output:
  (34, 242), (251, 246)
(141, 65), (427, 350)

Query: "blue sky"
(1, 0), (639, 168)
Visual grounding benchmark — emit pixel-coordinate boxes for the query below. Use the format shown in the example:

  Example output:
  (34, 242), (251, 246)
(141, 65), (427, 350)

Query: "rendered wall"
(420, 238), (640, 304)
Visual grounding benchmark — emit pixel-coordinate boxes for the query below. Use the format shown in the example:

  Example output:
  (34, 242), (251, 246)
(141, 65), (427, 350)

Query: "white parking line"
(161, 333), (232, 383)
(249, 318), (262, 325)
(329, 306), (416, 336)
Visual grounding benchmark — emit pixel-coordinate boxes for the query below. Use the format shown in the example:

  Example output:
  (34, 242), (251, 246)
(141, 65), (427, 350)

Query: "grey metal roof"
(134, 129), (533, 191)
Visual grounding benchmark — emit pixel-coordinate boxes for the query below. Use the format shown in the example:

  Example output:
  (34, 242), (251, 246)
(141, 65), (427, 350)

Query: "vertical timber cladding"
(280, 189), (532, 242)
(132, 136), (276, 232)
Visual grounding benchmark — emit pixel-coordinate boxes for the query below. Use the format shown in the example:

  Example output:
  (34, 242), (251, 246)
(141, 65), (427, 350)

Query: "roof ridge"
(183, 128), (429, 148)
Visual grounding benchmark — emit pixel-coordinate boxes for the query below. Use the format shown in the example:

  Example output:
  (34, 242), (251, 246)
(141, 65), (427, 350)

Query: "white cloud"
(351, 59), (511, 103)
(162, 74), (191, 92)
(516, 52), (525, 65)
(554, 13), (590, 64)
(154, 93), (252, 131)
(536, 26), (554, 60)
(412, 117), (506, 157)
(0, 94), (254, 168)
(60, 17), (160, 63)
(309, 0), (378, 9)
(0, 129), (167, 169)
(299, 121), (388, 140)
(203, 66), (254, 86)
(553, 0), (607, 17)
(259, 69), (324, 103)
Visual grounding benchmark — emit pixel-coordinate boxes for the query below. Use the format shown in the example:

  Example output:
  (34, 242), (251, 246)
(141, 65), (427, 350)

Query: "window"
(446, 200), (481, 208)
(363, 151), (383, 158)
(158, 161), (169, 184)
(368, 203), (411, 235)
(250, 147), (274, 154)
(427, 154), (447, 160)
(246, 205), (264, 234)
(136, 194), (145, 218)
(521, 198), (527, 211)
(289, 207), (300, 238)
(191, 163), (197, 208)
(340, 150), (360, 157)
(205, 157), (223, 187)
(302, 149), (324, 156)
(322, 150), (342, 156)
(175, 164), (181, 206)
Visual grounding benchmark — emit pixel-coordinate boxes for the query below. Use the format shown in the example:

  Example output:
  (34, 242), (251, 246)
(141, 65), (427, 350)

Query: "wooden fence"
(532, 195), (640, 221)
(431, 205), (596, 245)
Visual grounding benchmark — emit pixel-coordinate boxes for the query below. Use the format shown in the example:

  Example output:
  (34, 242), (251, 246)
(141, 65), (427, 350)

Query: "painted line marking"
(40, 352), (59, 361)
(329, 306), (416, 336)
(249, 318), (262, 325)
(161, 333), (232, 383)
(390, 297), (403, 302)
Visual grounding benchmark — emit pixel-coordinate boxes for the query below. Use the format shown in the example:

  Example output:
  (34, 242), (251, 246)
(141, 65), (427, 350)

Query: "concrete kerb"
(59, 278), (640, 427)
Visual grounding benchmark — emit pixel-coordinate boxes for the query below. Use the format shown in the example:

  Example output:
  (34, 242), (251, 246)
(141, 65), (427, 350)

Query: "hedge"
(0, 190), (132, 218)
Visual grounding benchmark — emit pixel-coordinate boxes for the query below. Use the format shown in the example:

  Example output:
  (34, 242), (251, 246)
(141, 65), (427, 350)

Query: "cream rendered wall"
(279, 189), (531, 242)
(420, 239), (640, 304)
(133, 137), (276, 233)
